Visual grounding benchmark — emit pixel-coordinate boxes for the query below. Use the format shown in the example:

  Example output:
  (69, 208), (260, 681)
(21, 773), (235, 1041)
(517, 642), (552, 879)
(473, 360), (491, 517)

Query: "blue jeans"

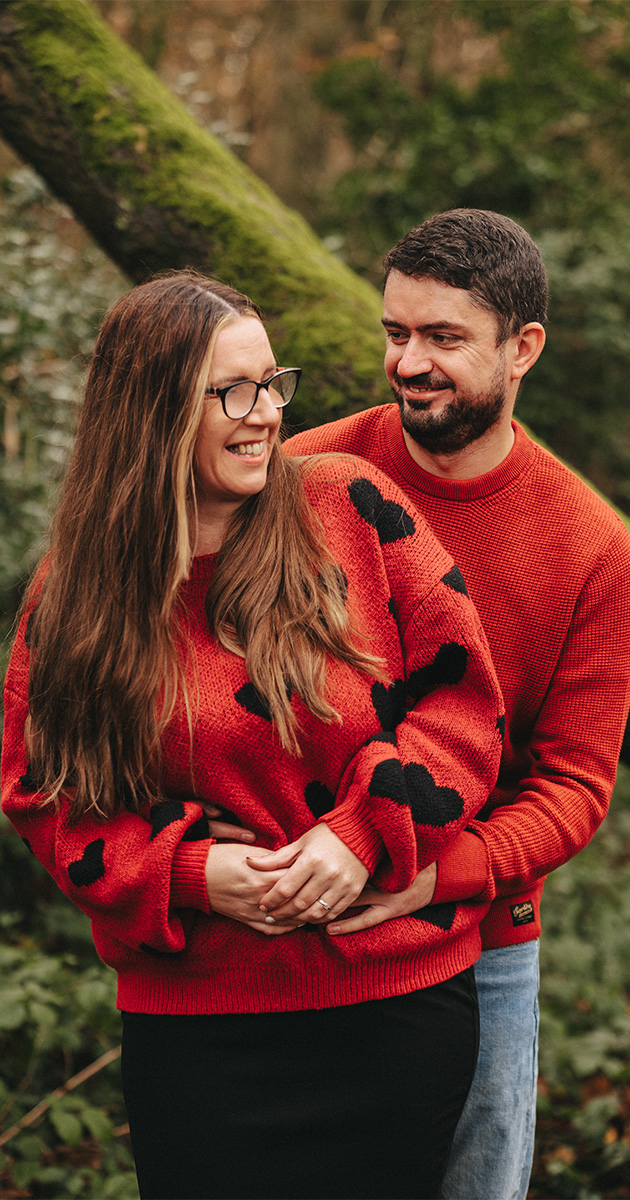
(441, 940), (540, 1200)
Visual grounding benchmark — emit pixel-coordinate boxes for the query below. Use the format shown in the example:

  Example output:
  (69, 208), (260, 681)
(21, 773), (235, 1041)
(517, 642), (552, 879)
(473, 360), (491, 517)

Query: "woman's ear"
(509, 323), (546, 381)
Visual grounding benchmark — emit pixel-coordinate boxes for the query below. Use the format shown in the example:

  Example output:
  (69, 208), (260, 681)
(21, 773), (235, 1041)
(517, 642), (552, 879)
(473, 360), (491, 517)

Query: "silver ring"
(316, 898), (332, 912)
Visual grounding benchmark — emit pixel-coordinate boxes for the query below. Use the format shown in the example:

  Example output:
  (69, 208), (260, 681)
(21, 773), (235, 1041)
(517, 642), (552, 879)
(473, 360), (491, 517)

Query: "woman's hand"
(204, 844), (300, 936)
(247, 824), (370, 925)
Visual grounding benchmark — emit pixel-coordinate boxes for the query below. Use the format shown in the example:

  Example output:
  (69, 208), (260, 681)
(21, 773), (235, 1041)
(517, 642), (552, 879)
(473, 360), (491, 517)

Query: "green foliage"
(0, 166), (124, 638)
(531, 762), (630, 1197)
(0, 816), (138, 1198)
(523, 220), (630, 508)
(0, 175), (131, 1188)
(311, 0), (630, 510)
(314, 0), (630, 252)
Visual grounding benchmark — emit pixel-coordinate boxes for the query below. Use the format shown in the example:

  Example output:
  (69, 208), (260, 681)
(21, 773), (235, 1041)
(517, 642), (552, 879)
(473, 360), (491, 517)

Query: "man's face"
(382, 271), (512, 456)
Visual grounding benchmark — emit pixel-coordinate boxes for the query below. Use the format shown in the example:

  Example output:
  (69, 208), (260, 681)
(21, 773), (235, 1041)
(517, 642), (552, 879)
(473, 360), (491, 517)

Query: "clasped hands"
(202, 805), (437, 937)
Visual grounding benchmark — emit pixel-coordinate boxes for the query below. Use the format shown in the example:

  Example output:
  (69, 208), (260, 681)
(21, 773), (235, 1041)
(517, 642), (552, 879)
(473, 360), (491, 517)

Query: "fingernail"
(328, 926), (339, 935)
(241, 832), (256, 842)
(259, 904), (267, 912)
(265, 915), (276, 924)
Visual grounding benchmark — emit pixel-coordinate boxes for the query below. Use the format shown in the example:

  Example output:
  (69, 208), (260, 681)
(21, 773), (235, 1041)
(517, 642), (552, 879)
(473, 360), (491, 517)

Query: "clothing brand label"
(510, 901), (535, 927)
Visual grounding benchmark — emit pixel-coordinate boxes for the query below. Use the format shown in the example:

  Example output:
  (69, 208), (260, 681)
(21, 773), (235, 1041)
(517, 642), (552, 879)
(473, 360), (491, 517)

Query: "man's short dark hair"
(383, 209), (548, 344)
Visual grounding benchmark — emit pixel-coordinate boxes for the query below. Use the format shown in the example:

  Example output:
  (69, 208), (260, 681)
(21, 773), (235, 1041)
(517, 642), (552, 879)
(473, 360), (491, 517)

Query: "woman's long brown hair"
(24, 271), (382, 820)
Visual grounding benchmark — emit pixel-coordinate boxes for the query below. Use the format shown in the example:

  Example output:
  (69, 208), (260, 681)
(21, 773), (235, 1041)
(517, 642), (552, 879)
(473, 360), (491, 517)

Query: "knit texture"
(1, 457), (503, 1014)
(285, 410), (630, 949)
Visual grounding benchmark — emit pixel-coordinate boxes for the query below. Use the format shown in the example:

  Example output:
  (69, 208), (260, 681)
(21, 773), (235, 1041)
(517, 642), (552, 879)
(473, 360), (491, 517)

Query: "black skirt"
(121, 968), (478, 1200)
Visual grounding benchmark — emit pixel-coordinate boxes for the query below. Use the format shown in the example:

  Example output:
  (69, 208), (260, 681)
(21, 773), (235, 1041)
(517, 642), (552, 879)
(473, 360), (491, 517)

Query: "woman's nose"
(246, 386), (281, 424)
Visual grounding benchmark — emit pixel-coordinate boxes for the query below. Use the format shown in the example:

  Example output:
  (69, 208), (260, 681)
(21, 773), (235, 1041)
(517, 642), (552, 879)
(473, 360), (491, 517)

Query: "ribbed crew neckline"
(383, 408), (534, 502)
(188, 552), (220, 584)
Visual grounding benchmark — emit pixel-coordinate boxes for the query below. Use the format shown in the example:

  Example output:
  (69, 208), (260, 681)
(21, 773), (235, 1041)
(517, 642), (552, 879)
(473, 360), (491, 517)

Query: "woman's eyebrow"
(210, 364), (278, 386)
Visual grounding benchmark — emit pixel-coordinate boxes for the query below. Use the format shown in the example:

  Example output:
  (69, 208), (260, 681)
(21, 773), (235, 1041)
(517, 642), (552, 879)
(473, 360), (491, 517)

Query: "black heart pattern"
(68, 838), (105, 887)
(20, 763), (36, 790)
(441, 565), (468, 596)
(371, 678), (406, 730)
(496, 714), (506, 742)
(149, 801), (186, 840)
(369, 759), (464, 826)
(181, 814), (211, 842)
(304, 780), (335, 820)
(348, 477), (416, 544)
(407, 643), (468, 701)
(410, 901), (457, 931)
(235, 682), (272, 721)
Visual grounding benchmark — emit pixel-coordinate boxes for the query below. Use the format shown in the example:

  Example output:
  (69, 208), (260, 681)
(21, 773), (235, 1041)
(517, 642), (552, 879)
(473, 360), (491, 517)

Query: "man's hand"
(200, 802), (256, 844)
(327, 862), (438, 935)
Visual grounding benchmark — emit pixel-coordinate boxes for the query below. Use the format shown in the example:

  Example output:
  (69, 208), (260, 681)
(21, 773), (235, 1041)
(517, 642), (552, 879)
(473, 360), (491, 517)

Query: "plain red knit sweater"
(285, 412), (630, 949)
(1, 457), (503, 1014)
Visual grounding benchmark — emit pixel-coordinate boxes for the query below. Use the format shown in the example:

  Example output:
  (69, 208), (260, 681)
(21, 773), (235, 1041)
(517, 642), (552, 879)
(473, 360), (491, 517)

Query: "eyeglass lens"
(223, 370), (300, 419)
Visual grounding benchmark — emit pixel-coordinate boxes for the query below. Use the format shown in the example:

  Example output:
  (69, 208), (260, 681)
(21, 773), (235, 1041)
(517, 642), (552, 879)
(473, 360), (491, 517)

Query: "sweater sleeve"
(1, 621), (212, 956)
(320, 565), (504, 893)
(433, 524), (630, 904)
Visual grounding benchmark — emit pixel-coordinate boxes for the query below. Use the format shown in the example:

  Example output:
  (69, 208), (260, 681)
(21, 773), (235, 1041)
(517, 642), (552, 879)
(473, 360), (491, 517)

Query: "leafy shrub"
(0, 813), (138, 1198)
(532, 762), (630, 1198)
(0, 166), (134, 1199)
(0, 166), (125, 642)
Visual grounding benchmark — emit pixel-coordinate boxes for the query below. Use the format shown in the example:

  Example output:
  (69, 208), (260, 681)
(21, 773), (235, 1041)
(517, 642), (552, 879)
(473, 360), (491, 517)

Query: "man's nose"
(396, 339), (433, 377)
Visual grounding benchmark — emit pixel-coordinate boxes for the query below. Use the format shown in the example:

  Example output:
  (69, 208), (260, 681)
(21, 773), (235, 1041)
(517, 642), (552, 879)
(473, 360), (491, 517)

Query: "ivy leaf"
(81, 1105), (114, 1140)
(0, 989), (27, 1030)
(49, 1105), (83, 1146)
(28, 1001), (58, 1028)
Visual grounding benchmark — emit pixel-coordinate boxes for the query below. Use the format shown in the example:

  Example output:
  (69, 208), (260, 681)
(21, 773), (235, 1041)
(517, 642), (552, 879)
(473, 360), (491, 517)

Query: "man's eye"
(433, 334), (458, 345)
(386, 329), (407, 342)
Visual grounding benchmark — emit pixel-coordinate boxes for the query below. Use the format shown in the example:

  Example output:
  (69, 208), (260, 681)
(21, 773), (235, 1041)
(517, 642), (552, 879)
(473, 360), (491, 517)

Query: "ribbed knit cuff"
(319, 798), (384, 874)
(433, 830), (490, 904)
(171, 842), (212, 913)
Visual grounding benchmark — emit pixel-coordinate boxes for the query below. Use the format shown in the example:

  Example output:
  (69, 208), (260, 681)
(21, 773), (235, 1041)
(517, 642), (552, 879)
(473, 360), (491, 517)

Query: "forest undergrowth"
(1, 766), (630, 1198)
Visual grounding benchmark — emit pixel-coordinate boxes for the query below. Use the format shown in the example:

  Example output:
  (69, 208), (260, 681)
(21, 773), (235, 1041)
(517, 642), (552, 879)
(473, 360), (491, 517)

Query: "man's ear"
(509, 323), (546, 381)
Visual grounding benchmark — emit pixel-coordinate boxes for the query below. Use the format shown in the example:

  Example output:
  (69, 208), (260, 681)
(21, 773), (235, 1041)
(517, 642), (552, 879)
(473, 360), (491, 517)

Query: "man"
(284, 209), (630, 1200)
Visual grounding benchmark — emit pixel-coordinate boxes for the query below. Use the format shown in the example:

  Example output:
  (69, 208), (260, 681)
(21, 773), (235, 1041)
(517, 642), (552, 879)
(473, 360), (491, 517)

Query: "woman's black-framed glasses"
(205, 368), (301, 420)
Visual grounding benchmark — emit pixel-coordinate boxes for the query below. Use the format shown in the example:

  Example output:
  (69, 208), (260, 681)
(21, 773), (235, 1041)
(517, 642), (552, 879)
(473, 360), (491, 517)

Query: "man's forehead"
(382, 271), (497, 333)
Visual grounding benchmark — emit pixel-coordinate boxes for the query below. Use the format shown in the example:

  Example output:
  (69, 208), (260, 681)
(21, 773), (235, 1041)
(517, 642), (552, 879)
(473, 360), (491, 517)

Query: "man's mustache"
(394, 371), (453, 390)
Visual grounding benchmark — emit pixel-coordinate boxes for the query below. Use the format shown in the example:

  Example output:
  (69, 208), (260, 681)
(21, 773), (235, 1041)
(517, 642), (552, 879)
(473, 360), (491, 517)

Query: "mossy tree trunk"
(0, 0), (390, 427)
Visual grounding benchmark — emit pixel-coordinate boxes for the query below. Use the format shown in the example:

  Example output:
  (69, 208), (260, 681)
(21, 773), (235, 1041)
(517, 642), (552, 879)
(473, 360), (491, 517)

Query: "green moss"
(12, 0), (380, 334)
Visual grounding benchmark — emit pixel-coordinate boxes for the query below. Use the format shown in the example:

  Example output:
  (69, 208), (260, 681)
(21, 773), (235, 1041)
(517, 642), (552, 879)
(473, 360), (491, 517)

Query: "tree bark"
(0, 0), (389, 426)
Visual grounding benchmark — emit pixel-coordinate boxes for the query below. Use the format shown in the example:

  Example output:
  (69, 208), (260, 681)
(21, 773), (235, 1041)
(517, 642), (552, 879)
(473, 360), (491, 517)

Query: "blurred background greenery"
(1, 1), (630, 1196)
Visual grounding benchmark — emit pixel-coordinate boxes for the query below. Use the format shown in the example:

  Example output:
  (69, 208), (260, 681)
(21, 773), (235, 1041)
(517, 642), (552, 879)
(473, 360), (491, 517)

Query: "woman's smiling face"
(194, 316), (282, 537)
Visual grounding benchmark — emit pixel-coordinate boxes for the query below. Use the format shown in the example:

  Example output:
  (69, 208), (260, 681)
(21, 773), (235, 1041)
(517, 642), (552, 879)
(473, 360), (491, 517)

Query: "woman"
(1, 272), (503, 1200)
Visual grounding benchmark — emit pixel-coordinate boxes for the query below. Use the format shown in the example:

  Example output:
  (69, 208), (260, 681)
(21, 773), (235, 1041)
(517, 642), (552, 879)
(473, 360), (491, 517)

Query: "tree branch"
(0, 1044), (122, 1148)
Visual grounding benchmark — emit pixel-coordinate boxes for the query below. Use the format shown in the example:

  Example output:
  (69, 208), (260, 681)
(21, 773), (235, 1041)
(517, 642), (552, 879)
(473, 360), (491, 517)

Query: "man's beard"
(391, 363), (507, 456)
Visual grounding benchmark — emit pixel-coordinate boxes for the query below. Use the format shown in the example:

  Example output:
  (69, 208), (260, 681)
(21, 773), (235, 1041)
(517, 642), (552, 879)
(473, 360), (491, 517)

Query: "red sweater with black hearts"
(1, 456), (503, 1014)
(285, 412), (630, 950)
